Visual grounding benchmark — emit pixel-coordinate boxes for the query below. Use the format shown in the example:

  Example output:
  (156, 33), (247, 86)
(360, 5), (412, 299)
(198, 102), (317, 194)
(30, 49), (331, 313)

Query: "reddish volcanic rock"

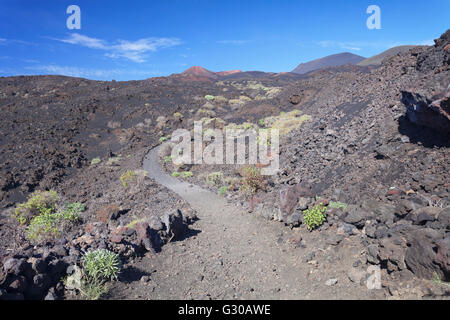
(215, 70), (242, 76)
(179, 66), (242, 81)
(181, 66), (218, 79)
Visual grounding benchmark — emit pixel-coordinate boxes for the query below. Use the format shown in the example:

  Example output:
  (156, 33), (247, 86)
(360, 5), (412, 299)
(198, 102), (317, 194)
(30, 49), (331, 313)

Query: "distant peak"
(182, 66), (214, 74)
(292, 52), (366, 75)
(180, 66), (242, 80)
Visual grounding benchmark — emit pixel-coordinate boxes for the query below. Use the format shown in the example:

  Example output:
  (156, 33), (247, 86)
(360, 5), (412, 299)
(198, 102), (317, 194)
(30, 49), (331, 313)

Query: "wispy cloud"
(0, 38), (37, 46)
(217, 40), (251, 45)
(55, 33), (182, 63)
(318, 40), (373, 51)
(26, 65), (162, 79)
(60, 33), (106, 49)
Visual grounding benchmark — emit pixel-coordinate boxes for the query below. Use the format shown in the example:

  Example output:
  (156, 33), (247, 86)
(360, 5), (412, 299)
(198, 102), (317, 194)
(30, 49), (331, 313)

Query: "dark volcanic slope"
(0, 74), (299, 207)
(357, 45), (425, 66)
(292, 52), (366, 74)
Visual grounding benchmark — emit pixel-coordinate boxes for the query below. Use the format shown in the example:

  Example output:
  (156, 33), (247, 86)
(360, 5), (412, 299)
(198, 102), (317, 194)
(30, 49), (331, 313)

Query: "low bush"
(239, 166), (266, 212)
(120, 170), (136, 189)
(14, 191), (84, 241)
(27, 201), (84, 241)
(181, 171), (193, 178)
(83, 249), (122, 281)
(218, 186), (228, 196)
(14, 190), (58, 224)
(303, 204), (327, 231)
(164, 155), (173, 163)
(239, 166), (265, 196)
(206, 172), (223, 186)
(79, 249), (122, 300)
(91, 157), (101, 165)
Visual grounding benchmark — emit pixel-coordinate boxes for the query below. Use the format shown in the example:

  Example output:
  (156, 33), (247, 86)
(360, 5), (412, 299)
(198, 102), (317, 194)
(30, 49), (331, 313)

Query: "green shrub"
(204, 95), (215, 101)
(14, 190), (58, 224)
(171, 172), (180, 177)
(159, 136), (168, 142)
(206, 172), (223, 186)
(79, 249), (122, 300)
(26, 201), (83, 241)
(181, 171), (193, 178)
(303, 204), (327, 231)
(80, 278), (108, 300)
(432, 272), (450, 288)
(59, 202), (84, 221)
(120, 170), (136, 189)
(239, 166), (265, 212)
(164, 155), (173, 163)
(239, 166), (265, 196)
(225, 177), (240, 191)
(258, 119), (265, 127)
(126, 217), (146, 229)
(91, 157), (101, 165)
(218, 186), (228, 196)
(27, 213), (61, 240)
(106, 155), (122, 166)
(83, 249), (122, 281)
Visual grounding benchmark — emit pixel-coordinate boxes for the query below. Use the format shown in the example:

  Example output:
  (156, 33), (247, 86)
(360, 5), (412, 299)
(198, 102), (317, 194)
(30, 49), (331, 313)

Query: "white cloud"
(0, 38), (36, 46)
(318, 40), (369, 51)
(217, 40), (250, 45)
(26, 65), (162, 79)
(56, 33), (182, 63)
(60, 33), (106, 49)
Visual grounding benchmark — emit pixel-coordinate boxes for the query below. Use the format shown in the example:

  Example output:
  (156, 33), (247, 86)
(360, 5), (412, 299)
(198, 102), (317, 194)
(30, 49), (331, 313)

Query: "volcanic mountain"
(179, 66), (242, 80)
(357, 45), (426, 66)
(291, 52), (366, 74)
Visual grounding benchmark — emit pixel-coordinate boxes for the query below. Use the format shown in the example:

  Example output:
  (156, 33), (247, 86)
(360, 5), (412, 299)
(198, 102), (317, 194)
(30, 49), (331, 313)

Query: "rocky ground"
(0, 30), (449, 300)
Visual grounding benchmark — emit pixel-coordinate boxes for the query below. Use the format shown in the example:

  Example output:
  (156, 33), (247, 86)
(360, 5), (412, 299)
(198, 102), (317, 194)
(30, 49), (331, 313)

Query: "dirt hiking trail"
(111, 146), (381, 299)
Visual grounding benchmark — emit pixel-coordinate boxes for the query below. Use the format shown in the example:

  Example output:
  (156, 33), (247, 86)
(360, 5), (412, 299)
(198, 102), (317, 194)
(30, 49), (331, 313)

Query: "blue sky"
(0, 0), (449, 80)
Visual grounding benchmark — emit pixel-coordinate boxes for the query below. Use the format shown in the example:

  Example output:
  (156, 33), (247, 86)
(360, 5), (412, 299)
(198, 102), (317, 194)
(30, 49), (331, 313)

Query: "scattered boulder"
(434, 237), (450, 280)
(161, 209), (186, 241)
(404, 228), (445, 280)
(402, 90), (450, 134)
(343, 205), (372, 228)
(278, 183), (313, 222)
(378, 237), (407, 272)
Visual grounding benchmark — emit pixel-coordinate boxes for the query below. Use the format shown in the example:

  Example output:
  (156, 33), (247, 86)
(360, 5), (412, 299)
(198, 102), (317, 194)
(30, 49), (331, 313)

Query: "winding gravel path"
(112, 145), (378, 299)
